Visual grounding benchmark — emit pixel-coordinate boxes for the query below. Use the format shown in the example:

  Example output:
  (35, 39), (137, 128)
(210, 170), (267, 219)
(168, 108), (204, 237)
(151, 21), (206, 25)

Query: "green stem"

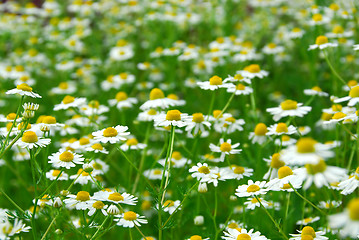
(254, 196), (288, 240)
(323, 51), (346, 85)
(29, 149), (38, 240)
(215, 91), (236, 120)
(41, 212), (59, 240)
(90, 215), (109, 240)
(0, 189), (25, 214)
(38, 169), (64, 199)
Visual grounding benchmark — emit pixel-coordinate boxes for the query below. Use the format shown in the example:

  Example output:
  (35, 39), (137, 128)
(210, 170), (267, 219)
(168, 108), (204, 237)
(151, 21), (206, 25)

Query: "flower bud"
(194, 215), (204, 225)
(198, 182), (207, 193)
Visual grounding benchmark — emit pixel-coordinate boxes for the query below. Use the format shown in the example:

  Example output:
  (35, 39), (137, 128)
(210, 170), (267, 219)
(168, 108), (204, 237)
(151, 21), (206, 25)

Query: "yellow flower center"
(79, 138), (90, 145)
(42, 116), (57, 124)
(244, 64), (260, 73)
(281, 135), (290, 141)
(20, 75), (29, 82)
(301, 226), (316, 237)
(62, 95), (75, 104)
(126, 138), (138, 146)
(278, 166), (293, 179)
(236, 84), (246, 90)
(348, 80), (358, 88)
(348, 198), (359, 220)
(59, 82), (68, 89)
(164, 200), (175, 207)
(301, 236), (314, 240)
(315, 36), (328, 45)
(192, 113), (204, 123)
(22, 131), (38, 143)
(237, 233), (251, 240)
(93, 163), (103, 170)
(153, 169), (162, 175)
(332, 26), (344, 34)
(296, 138), (317, 153)
(228, 222), (238, 228)
(247, 185), (260, 192)
(213, 110), (223, 119)
(209, 75), (223, 85)
(115, 92), (128, 101)
(59, 151), (74, 162)
(6, 113), (16, 120)
(149, 88), (165, 100)
(172, 151), (182, 160)
(276, 123), (288, 133)
(329, 3), (339, 10)
(234, 74), (243, 81)
(292, 27), (301, 32)
(268, 43), (276, 49)
(16, 83), (32, 92)
(331, 104), (342, 112)
(103, 127), (118, 137)
(190, 235), (202, 240)
(332, 112), (346, 120)
(76, 191), (90, 201)
(220, 142), (232, 152)
(198, 166), (210, 174)
(312, 13), (322, 22)
(91, 143), (103, 150)
(254, 123), (267, 136)
(166, 110), (181, 121)
(148, 109), (157, 115)
(52, 170), (62, 177)
(108, 192), (124, 201)
(270, 153), (285, 168)
(167, 94), (178, 100)
(349, 86), (359, 98)
(305, 160), (327, 174)
(311, 86), (322, 92)
(233, 166), (245, 174)
(93, 201), (105, 209)
(280, 100), (298, 110)
(321, 112), (332, 121)
(123, 211), (137, 221)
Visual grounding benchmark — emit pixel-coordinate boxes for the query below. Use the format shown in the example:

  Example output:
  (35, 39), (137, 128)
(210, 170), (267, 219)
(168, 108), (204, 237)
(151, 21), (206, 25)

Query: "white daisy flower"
(64, 191), (92, 210)
(197, 75), (234, 91)
(92, 125), (130, 144)
(48, 150), (84, 169)
(213, 116), (245, 134)
(249, 123), (268, 144)
(308, 36), (338, 50)
(189, 163), (217, 181)
(223, 74), (251, 84)
(6, 83), (41, 98)
(262, 43), (284, 55)
(227, 83), (253, 95)
(45, 169), (69, 181)
(235, 180), (268, 198)
(108, 91), (138, 110)
(140, 88), (178, 110)
(304, 86), (329, 97)
(186, 235), (209, 240)
(54, 95), (86, 111)
(114, 211), (147, 228)
(154, 110), (189, 128)
(16, 131), (51, 149)
(184, 113), (211, 138)
(85, 143), (109, 154)
(266, 166), (303, 191)
(266, 99), (312, 121)
(162, 200), (181, 215)
(236, 64), (268, 79)
(338, 167), (359, 195)
(266, 122), (297, 136)
(50, 81), (77, 95)
(158, 151), (190, 168)
(244, 197), (270, 210)
(120, 138), (146, 151)
(222, 165), (253, 180)
(137, 109), (164, 122)
(289, 226), (328, 240)
(87, 200), (108, 216)
(144, 168), (168, 180)
(69, 169), (93, 185)
(95, 191), (137, 205)
(209, 138), (241, 162)
(222, 228), (269, 240)
(334, 86), (359, 106)
(296, 216), (320, 226)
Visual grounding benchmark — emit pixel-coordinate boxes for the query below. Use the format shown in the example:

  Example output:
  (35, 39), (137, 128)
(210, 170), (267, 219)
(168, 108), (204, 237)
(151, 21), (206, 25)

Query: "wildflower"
(140, 88), (177, 110)
(87, 200), (108, 216)
(223, 74), (251, 84)
(95, 191), (137, 205)
(267, 166), (303, 191)
(144, 168), (168, 180)
(289, 226), (328, 240)
(107, 204), (120, 215)
(137, 109), (163, 122)
(154, 109), (189, 127)
(266, 122), (297, 136)
(45, 169), (69, 181)
(280, 138), (335, 165)
(222, 228), (269, 240)
(158, 151), (190, 168)
(0, 219), (31, 238)
(63, 191), (92, 210)
(69, 169), (93, 185)
(108, 91), (138, 110)
(6, 83), (41, 98)
(162, 200), (181, 214)
(85, 143), (109, 154)
(318, 200), (341, 209)
(186, 235), (209, 240)
(194, 216), (204, 225)
(185, 113), (211, 137)
(16, 131), (51, 149)
(214, 116), (245, 134)
(262, 43), (284, 55)
(209, 139), (241, 162)
(48, 150), (84, 169)
(249, 123), (268, 144)
(266, 99), (312, 121)
(335, 86), (359, 106)
(236, 64), (269, 79)
(225, 165), (253, 180)
(304, 86), (329, 97)
(263, 153), (285, 180)
(308, 36), (338, 50)
(115, 211), (148, 228)
(197, 75), (234, 90)
(120, 138), (146, 151)
(189, 163), (217, 181)
(235, 180), (268, 198)
(54, 95), (86, 111)
(338, 167), (359, 195)
(92, 125), (130, 144)
(296, 216), (320, 226)
(328, 198), (359, 238)
(227, 83), (253, 95)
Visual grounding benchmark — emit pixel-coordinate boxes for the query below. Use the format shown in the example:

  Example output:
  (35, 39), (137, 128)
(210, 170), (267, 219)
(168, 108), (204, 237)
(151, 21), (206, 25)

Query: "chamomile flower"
(120, 138), (146, 151)
(289, 226), (328, 240)
(96, 191), (137, 205)
(328, 198), (359, 238)
(222, 228), (269, 240)
(6, 83), (41, 98)
(54, 95), (86, 111)
(48, 150), (84, 169)
(249, 123), (268, 144)
(50, 81), (77, 95)
(186, 235), (209, 240)
(214, 116), (245, 134)
(16, 131), (51, 149)
(86, 200), (108, 216)
(154, 110), (189, 127)
(235, 180), (268, 198)
(296, 216), (320, 225)
(114, 211), (148, 228)
(144, 168), (168, 180)
(266, 99), (312, 121)
(262, 42), (285, 55)
(308, 36), (338, 50)
(63, 191), (92, 210)
(280, 138), (335, 165)
(86, 143), (109, 154)
(0, 219), (31, 238)
(223, 74), (251, 84)
(197, 75), (234, 90)
(45, 169), (69, 181)
(224, 165), (253, 180)
(140, 88), (177, 110)
(244, 197), (269, 210)
(108, 91), (138, 110)
(266, 122), (297, 136)
(209, 139), (241, 162)
(189, 163), (217, 181)
(338, 167), (359, 195)
(318, 200), (342, 209)
(185, 113), (211, 138)
(304, 86), (329, 97)
(69, 169), (93, 185)
(266, 166), (303, 191)
(227, 83), (253, 95)
(334, 86), (359, 106)
(263, 153), (285, 180)
(236, 64), (269, 79)
(92, 125), (130, 144)
(162, 200), (181, 214)
(158, 151), (190, 168)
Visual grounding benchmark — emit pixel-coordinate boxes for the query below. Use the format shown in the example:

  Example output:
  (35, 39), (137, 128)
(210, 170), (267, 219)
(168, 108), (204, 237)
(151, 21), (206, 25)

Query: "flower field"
(0, 0), (359, 239)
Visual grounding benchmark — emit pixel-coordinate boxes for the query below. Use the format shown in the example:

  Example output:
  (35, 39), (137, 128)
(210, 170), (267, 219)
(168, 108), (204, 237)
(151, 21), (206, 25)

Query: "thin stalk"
(0, 189), (25, 214)
(323, 51), (346, 85)
(38, 169), (64, 199)
(41, 212), (59, 240)
(215, 91), (236, 120)
(90, 215), (110, 240)
(254, 196), (288, 240)
(29, 149), (38, 240)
